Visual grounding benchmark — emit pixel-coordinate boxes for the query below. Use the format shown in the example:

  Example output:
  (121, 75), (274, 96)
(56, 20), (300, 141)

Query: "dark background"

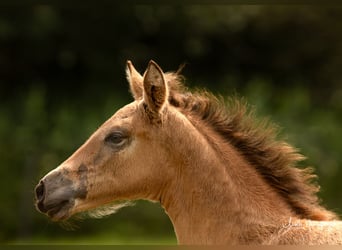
(0, 5), (341, 244)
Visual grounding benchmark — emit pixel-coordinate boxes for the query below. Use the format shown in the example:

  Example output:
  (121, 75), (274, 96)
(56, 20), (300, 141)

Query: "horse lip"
(36, 199), (48, 213)
(46, 200), (71, 220)
(36, 195), (74, 220)
(36, 198), (73, 221)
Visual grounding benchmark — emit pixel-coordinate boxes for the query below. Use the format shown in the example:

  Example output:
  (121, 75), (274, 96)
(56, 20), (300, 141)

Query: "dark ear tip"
(148, 59), (156, 65)
(148, 60), (156, 69)
(147, 60), (162, 73)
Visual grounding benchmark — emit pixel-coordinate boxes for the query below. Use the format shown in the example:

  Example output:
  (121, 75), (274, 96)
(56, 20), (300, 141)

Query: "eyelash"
(105, 131), (127, 146)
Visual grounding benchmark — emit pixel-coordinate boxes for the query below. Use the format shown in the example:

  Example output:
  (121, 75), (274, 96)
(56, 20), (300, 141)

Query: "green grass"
(9, 233), (177, 245)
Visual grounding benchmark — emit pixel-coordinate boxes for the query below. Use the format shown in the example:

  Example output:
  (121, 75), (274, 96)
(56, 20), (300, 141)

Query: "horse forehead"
(113, 102), (138, 117)
(108, 102), (140, 123)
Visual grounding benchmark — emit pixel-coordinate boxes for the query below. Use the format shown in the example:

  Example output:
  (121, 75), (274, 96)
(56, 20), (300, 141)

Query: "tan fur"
(126, 60), (143, 100)
(36, 60), (341, 244)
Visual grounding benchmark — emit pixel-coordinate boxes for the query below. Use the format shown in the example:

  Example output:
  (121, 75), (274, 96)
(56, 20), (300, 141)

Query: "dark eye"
(105, 131), (127, 146)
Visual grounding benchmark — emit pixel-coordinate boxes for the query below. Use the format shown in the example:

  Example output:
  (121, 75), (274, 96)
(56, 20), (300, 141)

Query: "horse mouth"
(36, 198), (73, 221)
(41, 201), (71, 221)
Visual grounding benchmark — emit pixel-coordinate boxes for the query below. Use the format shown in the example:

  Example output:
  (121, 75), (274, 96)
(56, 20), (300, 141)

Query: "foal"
(35, 60), (342, 244)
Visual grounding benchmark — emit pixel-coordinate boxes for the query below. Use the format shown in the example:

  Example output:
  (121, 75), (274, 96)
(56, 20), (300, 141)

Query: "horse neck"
(160, 115), (296, 244)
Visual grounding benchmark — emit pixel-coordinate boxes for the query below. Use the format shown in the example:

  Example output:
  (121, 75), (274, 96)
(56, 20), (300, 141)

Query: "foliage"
(0, 5), (341, 243)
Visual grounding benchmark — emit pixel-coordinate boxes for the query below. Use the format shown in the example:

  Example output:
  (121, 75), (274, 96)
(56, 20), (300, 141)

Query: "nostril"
(35, 180), (45, 202)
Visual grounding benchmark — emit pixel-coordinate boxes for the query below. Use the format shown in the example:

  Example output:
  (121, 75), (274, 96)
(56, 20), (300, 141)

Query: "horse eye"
(105, 131), (126, 145)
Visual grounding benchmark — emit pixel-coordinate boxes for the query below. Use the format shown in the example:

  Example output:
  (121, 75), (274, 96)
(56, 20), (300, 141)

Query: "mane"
(164, 72), (337, 221)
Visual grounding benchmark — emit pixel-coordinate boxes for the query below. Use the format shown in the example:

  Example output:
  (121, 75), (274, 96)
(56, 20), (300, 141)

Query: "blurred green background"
(0, 5), (341, 244)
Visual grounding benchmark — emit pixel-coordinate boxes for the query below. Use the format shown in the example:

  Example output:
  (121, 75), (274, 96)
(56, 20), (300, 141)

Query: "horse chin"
(49, 209), (70, 221)
(45, 201), (74, 221)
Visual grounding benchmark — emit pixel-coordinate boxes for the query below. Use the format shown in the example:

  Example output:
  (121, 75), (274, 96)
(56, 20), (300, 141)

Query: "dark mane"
(165, 72), (337, 221)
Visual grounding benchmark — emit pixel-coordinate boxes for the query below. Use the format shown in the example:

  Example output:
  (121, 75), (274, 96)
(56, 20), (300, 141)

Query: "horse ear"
(143, 60), (168, 118)
(126, 60), (143, 100)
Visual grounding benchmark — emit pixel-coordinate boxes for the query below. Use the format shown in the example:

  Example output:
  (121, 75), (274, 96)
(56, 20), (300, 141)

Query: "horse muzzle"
(35, 169), (85, 221)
